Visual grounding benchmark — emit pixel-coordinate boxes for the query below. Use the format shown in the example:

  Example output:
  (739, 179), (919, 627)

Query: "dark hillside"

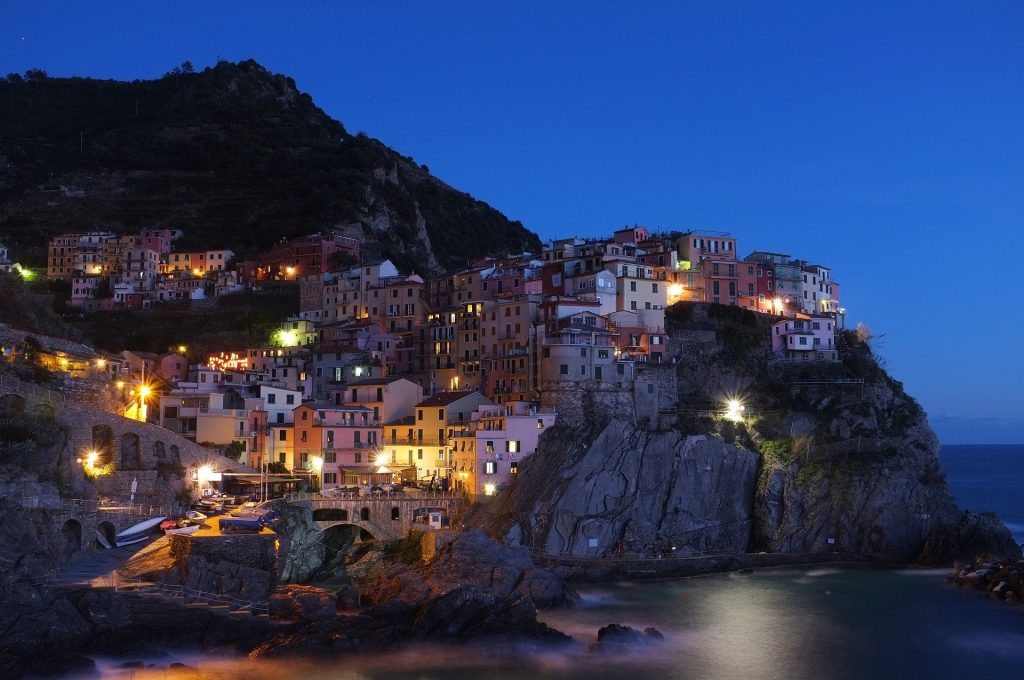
(0, 61), (540, 272)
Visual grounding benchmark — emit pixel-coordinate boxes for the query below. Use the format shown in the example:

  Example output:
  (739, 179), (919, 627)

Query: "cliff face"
(503, 422), (760, 558)
(0, 61), (541, 272)
(472, 303), (1021, 565)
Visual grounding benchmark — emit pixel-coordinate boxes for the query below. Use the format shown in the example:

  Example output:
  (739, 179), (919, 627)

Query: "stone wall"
(170, 533), (279, 574)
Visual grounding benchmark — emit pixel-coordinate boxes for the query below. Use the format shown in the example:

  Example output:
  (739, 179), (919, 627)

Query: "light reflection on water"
(72, 568), (1024, 680)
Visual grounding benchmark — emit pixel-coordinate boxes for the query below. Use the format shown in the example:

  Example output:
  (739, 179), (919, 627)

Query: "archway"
(320, 523), (376, 577)
(168, 445), (181, 465)
(360, 507), (370, 521)
(95, 521), (116, 550)
(61, 519), (82, 561)
(91, 424), (115, 466)
(313, 508), (349, 522)
(120, 432), (142, 469)
(0, 394), (26, 416)
(153, 440), (166, 459)
(390, 507), (400, 521)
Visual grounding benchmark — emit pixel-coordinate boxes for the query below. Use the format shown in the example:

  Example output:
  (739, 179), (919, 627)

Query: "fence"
(285, 489), (463, 502)
(804, 436), (903, 460)
(114, 574), (269, 616)
(0, 372), (67, 406)
(20, 496), (99, 511)
(97, 502), (190, 518)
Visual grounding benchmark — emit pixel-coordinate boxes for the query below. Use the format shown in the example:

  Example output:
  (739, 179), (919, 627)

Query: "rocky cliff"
(470, 303), (1021, 565)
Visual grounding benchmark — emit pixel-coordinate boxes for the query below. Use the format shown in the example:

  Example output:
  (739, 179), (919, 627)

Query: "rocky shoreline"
(950, 555), (1024, 605)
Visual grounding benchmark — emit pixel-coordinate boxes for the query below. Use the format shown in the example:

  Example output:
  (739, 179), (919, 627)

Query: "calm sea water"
(74, 445), (1024, 680)
(940, 444), (1024, 546)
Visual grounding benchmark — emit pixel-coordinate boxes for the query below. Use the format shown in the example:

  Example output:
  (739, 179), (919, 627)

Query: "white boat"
(95, 528), (112, 549)
(115, 516), (166, 547)
(164, 524), (200, 536)
(185, 510), (207, 521)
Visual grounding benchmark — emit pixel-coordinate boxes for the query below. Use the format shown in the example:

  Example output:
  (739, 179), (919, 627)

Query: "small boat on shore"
(95, 529), (112, 549)
(164, 524), (200, 536)
(115, 516), (166, 547)
(185, 510), (207, 521)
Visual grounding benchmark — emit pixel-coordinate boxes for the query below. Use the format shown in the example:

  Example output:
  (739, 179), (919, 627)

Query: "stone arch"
(31, 402), (55, 418)
(120, 432), (142, 469)
(92, 424), (115, 466)
(0, 393), (26, 416)
(61, 519), (82, 561)
(95, 521), (116, 550)
(169, 445), (181, 466)
(313, 508), (349, 522)
(322, 523), (375, 548)
(390, 506), (400, 521)
(360, 507), (370, 522)
(153, 440), (167, 459)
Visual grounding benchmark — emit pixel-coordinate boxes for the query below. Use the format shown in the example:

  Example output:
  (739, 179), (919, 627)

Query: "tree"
(181, 60), (195, 74)
(24, 68), (48, 83)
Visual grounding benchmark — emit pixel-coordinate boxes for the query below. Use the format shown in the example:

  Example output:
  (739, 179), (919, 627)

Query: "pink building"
(293, 403), (381, 488)
(451, 401), (557, 501)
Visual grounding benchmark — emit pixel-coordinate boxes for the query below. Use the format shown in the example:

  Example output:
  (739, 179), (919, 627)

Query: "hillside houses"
(40, 225), (847, 495)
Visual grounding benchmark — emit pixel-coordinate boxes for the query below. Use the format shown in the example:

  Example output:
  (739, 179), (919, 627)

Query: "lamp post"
(310, 455), (323, 493)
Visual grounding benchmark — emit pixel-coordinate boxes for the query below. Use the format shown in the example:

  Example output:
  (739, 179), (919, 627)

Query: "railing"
(0, 372), (67, 406)
(20, 496), (99, 511)
(115, 575), (269, 616)
(98, 502), (190, 517)
(286, 489), (463, 502)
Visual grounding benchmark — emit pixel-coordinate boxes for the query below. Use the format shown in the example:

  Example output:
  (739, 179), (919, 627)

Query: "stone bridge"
(21, 496), (190, 565)
(1, 372), (251, 506)
(284, 491), (464, 542)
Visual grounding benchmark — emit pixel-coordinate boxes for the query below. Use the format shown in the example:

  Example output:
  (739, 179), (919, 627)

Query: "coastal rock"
(251, 587), (570, 658)
(494, 421), (760, 559)
(361, 529), (578, 609)
(270, 585), (338, 622)
(587, 623), (665, 653)
(951, 556), (1024, 604)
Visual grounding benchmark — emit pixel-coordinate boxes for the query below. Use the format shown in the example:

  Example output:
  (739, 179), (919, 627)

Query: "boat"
(115, 516), (166, 547)
(159, 519), (179, 531)
(95, 528), (112, 549)
(164, 524), (200, 536)
(185, 510), (207, 521)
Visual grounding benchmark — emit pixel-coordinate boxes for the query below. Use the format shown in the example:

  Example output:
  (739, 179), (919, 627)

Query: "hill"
(0, 61), (541, 273)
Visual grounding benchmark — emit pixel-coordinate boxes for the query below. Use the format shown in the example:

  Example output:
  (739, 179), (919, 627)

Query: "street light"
(310, 455), (323, 492)
(725, 398), (745, 422)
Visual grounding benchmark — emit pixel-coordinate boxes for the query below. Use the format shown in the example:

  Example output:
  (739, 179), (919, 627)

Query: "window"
(286, 394), (295, 405)
(510, 461), (519, 474)
(559, 364), (568, 375)
(484, 461), (497, 475)
(355, 452), (362, 463)
(300, 431), (307, 443)
(630, 281), (637, 292)
(417, 409), (424, 421)
(437, 450), (446, 460)
(276, 413), (284, 424)
(537, 418), (545, 430)
(418, 449), (423, 460)
(267, 393), (276, 404)
(278, 430), (287, 441)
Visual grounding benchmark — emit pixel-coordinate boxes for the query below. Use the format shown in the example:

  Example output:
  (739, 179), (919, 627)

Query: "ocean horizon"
(940, 444), (1024, 547)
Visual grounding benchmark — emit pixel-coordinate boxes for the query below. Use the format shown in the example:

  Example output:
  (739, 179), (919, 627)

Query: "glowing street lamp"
(483, 483), (496, 497)
(725, 399), (745, 423)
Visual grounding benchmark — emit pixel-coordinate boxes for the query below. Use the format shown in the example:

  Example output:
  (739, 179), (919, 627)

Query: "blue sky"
(2, 1), (1022, 443)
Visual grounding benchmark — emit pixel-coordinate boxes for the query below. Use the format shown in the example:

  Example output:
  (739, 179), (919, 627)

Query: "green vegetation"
(0, 60), (541, 272)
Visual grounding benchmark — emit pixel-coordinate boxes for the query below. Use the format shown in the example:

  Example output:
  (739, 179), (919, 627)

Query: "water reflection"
(73, 568), (1024, 680)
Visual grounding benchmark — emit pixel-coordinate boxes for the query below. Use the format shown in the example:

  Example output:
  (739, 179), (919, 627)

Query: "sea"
(75, 445), (1024, 680)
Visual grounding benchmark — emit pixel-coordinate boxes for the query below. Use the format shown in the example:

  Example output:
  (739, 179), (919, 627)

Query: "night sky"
(2, 1), (1021, 443)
